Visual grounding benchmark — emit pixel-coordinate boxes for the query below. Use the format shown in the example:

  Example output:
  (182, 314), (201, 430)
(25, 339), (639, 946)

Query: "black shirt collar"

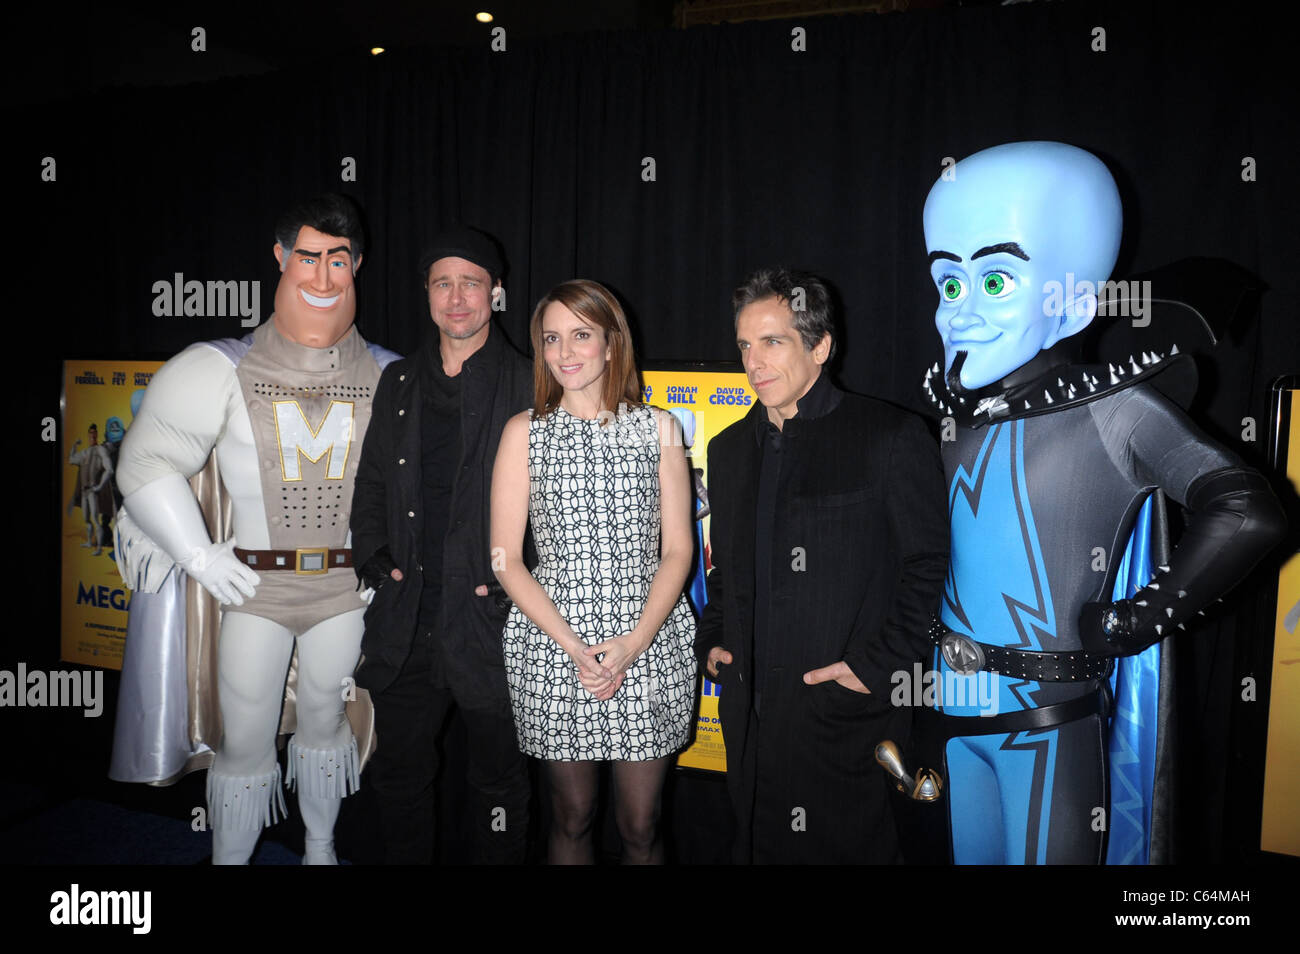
(752, 370), (840, 442)
(419, 320), (504, 379)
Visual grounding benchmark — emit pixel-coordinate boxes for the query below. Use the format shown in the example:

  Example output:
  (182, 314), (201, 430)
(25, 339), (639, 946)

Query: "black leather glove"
(1079, 466), (1286, 657)
(1078, 598), (1149, 657)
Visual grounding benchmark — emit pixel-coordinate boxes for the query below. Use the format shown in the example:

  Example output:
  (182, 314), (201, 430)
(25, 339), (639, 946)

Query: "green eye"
(942, 277), (964, 301)
(983, 272), (1015, 297)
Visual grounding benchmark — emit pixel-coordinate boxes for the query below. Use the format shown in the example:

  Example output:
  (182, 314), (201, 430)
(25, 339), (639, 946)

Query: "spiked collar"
(921, 345), (1193, 427)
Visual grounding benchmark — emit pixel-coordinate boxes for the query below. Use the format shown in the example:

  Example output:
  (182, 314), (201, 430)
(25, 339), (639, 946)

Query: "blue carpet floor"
(0, 783), (334, 865)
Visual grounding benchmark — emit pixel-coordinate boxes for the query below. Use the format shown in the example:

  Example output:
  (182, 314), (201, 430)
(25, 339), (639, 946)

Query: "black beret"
(418, 225), (504, 282)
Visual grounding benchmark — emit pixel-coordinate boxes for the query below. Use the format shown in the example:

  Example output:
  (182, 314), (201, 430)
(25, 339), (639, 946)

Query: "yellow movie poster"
(61, 360), (163, 669)
(1261, 384), (1300, 856)
(644, 367), (755, 772)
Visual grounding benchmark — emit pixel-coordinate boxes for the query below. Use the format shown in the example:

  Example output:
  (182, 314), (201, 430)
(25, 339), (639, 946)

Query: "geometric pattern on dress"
(503, 403), (698, 761)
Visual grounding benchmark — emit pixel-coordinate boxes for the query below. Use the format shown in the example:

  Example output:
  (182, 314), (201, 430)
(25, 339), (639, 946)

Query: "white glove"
(183, 538), (260, 606)
(120, 472), (261, 605)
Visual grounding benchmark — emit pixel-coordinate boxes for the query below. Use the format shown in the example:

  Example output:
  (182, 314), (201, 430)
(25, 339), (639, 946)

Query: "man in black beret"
(351, 226), (534, 863)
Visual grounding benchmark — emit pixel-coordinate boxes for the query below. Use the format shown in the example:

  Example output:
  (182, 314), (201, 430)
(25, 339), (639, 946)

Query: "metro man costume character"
(913, 142), (1285, 864)
(112, 195), (397, 864)
(68, 424), (114, 555)
(101, 416), (127, 549)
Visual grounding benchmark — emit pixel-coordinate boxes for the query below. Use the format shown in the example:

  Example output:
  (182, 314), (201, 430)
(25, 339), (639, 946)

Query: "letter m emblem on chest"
(272, 400), (355, 481)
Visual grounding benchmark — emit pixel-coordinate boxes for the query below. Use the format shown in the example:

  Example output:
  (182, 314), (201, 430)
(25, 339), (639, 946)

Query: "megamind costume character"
(915, 142), (1284, 864)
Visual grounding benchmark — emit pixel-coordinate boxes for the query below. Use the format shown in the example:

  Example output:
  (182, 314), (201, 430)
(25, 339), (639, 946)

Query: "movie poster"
(644, 366), (755, 773)
(1261, 382), (1299, 856)
(61, 360), (163, 669)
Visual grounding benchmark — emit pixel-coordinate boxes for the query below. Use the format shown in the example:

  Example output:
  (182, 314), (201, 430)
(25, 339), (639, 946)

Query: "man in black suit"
(350, 226), (534, 863)
(698, 268), (949, 863)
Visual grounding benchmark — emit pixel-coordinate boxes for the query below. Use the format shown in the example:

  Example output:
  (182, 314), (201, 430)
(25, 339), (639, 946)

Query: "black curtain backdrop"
(13, 0), (1298, 865)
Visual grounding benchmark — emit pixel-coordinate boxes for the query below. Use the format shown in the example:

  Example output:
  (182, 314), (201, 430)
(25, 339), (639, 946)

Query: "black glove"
(359, 546), (400, 592)
(1078, 598), (1151, 657)
(1080, 466), (1286, 658)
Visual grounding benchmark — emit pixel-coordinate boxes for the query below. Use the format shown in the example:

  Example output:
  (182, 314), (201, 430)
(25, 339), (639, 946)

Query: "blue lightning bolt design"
(944, 422), (1057, 658)
(945, 421), (1061, 863)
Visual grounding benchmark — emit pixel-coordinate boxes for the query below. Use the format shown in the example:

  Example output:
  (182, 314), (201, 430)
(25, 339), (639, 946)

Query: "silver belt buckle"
(295, 547), (328, 575)
(941, 632), (986, 676)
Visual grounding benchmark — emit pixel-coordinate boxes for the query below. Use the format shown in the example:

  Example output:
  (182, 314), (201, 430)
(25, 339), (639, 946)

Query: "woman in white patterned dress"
(490, 279), (697, 864)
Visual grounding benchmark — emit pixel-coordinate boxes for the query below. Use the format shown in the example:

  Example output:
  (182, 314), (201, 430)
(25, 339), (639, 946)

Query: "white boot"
(286, 736), (359, 865)
(212, 826), (262, 865)
(298, 792), (341, 865)
(206, 765), (286, 865)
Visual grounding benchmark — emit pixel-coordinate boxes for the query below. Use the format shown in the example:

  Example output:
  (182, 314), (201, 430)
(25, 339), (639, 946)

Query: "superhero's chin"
(945, 351), (970, 395)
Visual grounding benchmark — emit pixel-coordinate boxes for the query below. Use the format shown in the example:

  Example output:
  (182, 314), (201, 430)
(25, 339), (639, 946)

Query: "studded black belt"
(927, 617), (1112, 683)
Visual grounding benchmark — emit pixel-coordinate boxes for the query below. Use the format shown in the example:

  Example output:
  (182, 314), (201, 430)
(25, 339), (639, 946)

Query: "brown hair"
(529, 279), (643, 419)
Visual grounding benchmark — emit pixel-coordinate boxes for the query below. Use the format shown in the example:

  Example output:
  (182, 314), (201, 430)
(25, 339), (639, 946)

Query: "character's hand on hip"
(706, 646), (733, 680)
(181, 538), (260, 606)
(803, 660), (870, 694)
(1078, 598), (1155, 657)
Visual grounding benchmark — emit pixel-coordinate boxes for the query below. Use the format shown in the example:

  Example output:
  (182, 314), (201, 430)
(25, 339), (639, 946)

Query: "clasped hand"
(568, 633), (645, 701)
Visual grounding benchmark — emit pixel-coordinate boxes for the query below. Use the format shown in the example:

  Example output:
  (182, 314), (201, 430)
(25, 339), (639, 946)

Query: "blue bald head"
(667, 407), (697, 449)
(923, 141), (1122, 391)
(105, 416), (125, 444)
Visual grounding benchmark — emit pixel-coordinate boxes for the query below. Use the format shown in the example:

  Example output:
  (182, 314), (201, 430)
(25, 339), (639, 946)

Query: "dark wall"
(21, 2), (1296, 403)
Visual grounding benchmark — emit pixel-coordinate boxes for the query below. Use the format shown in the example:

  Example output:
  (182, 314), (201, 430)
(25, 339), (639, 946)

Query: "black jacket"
(696, 382), (949, 863)
(350, 324), (533, 704)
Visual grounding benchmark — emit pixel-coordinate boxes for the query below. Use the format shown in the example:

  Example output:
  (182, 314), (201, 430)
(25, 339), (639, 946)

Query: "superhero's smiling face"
(925, 234), (1052, 392)
(923, 142), (1123, 391)
(272, 225), (360, 348)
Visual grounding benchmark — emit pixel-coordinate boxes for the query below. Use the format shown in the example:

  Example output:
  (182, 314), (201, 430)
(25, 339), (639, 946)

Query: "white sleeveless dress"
(502, 404), (698, 761)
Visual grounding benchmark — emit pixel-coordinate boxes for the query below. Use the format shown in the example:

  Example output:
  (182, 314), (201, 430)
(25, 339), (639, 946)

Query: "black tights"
(544, 757), (670, 864)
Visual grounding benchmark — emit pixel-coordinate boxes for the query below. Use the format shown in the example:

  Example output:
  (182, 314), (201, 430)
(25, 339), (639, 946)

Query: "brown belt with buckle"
(233, 547), (353, 575)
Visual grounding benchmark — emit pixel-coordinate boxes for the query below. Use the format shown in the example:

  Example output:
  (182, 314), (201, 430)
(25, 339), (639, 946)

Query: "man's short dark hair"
(274, 194), (366, 263)
(732, 267), (836, 359)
